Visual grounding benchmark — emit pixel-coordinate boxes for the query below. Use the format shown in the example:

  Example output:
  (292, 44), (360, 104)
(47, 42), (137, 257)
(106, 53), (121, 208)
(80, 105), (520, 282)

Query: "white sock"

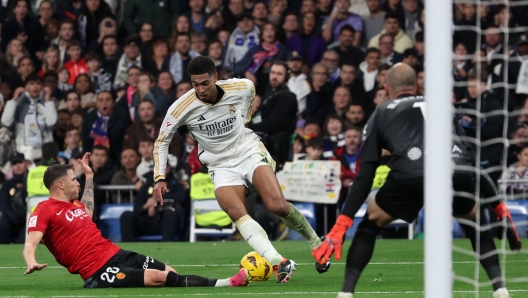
(235, 215), (284, 266)
(493, 288), (509, 298)
(214, 278), (231, 287)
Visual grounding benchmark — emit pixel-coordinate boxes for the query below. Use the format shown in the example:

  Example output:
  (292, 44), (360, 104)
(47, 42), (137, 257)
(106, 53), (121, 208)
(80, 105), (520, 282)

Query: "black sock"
(166, 271), (217, 287)
(460, 222), (504, 291)
(341, 214), (382, 293)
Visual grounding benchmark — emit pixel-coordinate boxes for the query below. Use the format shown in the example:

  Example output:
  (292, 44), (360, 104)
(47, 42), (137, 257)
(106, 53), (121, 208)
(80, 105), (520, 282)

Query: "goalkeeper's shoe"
(494, 202), (522, 251)
(273, 258), (296, 283)
(336, 292), (353, 298)
(229, 268), (251, 287)
(493, 288), (510, 298)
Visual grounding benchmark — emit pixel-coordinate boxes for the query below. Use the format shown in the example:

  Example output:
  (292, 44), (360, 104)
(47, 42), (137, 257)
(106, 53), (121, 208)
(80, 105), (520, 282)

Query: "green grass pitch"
(0, 240), (527, 297)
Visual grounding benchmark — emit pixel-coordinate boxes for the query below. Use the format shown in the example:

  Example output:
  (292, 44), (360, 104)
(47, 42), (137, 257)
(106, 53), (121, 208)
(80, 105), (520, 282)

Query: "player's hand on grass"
(153, 182), (167, 206)
(24, 262), (48, 275)
(312, 215), (354, 261)
(78, 153), (93, 178)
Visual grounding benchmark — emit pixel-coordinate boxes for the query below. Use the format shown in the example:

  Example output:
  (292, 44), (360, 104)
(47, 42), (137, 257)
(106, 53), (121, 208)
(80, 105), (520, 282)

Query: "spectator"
(402, 48), (419, 67)
(322, 0), (363, 45)
(303, 63), (333, 118)
(203, 9), (225, 39)
(362, 0), (386, 48)
(380, 0), (404, 23)
(79, 144), (116, 214)
(63, 40), (88, 85)
(316, 0), (333, 23)
(123, 0), (179, 38)
(287, 53), (311, 115)
(373, 87), (389, 108)
(208, 39), (224, 69)
(331, 126), (362, 189)
(73, 74), (96, 111)
(248, 62), (297, 167)
(378, 34), (403, 66)
(345, 103), (366, 128)
(334, 63), (368, 110)
(8, 56), (34, 89)
(1, 74), (58, 161)
(401, 0), (421, 38)
(37, 0), (54, 29)
(42, 71), (62, 101)
(157, 71), (177, 103)
(52, 19), (76, 64)
(453, 42), (472, 98)
(186, 0), (207, 33)
(70, 107), (84, 132)
(416, 67), (424, 95)
(133, 72), (169, 118)
(123, 99), (182, 159)
(297, 137), (324, 160)
(62, 126), (82, 160)
(481, 25), (504, 75)
(172, 15), (193, 37)
(281, 12), (299, 41)
(359, 47), (381, 92)
(119, 163), (183, 242)
(302, 119), (321, 143)
(115, 66), (141, 121)
(143, 40), (171, 79)
(136, 137), (155, 183)
(101, 35), (120, 81)
(322, 114), (345, 159)
(89, 17), (118, 53)
(414, 30), (424, 64)
(0, 152), (29, 244)
(501, 144), (528, 197)
(300, 0), (316, 14)
(252, 1), (269, 28)
(138, 22), (155, 57)
(222, 12), (260, 70)
(176, 81), (192, 97)
(1, 0), (45, 62)
(86, 52), (113, 93)
(78, 0), (113, 49)
(458, 69), (504, 183)
(38, 47), (61, 77)
(45, 19), (60, 43)
(5, 39), (30, 69)
(54, 109), (71, 147)
(58, 90), (81, 112)
(82, 91), (130, 163)
(315, 86), (351, 125)
(286, 12), (326, 66)
(368, 12), (414, 53)
(329, 25), (365, 68)
(235, 22), (289, 95)
(57, 67), (73, 92)
(114, 34), (144, 88)
(111, 148), (142, 201)
(206, 0), (224, 14)
(191, 32), (208, 55)
(499, 38), (528, 108)
(56, 0), (84, 20)
(267, 0), (286, 26)
(321, 50), (341, 83)
(169, 33), (201, 85)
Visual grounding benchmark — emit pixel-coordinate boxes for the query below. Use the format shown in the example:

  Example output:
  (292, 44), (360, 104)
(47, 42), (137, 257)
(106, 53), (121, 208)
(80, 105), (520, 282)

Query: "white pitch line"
(0, 290), (527, 298)
(1, 259), (527, 270)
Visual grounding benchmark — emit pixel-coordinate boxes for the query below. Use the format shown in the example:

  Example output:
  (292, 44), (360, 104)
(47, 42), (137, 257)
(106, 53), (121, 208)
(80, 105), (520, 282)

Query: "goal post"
(424, 0), (454, 297)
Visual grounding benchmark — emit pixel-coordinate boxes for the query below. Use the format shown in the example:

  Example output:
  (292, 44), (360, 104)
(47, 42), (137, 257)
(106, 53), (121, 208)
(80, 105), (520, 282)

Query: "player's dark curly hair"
(188, 56), (216, 76)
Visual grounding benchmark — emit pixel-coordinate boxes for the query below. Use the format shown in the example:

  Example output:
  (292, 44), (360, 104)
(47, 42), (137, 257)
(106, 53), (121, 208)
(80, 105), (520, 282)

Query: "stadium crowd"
(1, 0), (528, 243)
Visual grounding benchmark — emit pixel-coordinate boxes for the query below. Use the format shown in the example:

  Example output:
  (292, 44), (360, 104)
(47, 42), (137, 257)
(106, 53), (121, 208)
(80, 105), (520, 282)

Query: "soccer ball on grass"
(239, 251), (272, 281)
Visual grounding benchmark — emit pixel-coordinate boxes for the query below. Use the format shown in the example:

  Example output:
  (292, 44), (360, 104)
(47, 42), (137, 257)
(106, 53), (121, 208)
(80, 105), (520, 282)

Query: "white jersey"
(154, 78), (256, 182)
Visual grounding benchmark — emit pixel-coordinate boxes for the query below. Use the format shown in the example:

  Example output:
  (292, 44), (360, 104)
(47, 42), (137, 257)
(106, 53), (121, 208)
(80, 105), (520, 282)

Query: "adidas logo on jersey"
(198, 115), (206, 121)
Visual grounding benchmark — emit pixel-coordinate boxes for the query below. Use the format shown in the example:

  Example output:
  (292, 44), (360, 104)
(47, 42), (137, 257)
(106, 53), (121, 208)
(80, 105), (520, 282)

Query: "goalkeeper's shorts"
(375, 173), (475, 223)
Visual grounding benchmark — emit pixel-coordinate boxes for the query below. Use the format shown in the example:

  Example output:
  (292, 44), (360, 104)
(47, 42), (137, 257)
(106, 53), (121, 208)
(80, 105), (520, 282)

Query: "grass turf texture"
(0, 240), (527, 297)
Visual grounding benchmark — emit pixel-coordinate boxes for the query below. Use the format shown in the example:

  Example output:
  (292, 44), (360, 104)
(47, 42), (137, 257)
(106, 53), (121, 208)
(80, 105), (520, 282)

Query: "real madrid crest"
(9, 188), (15, 196)
(229, 104), (236, 115)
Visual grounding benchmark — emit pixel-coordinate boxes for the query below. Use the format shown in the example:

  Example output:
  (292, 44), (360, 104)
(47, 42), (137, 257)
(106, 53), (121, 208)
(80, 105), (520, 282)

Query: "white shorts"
(208, 142), (276, 191)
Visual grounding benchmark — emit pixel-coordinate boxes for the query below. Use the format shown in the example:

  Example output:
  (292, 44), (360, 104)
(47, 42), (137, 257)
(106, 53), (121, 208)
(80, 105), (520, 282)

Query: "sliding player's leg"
(145, 268), (251, 287)
(338, 199), (395, 298)
(214, 184), (288, 279)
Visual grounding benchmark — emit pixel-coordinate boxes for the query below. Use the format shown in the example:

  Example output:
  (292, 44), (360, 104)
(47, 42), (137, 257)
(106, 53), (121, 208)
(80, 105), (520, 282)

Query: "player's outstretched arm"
(23, 231), (47, 275)
(78, 153), (95, 218)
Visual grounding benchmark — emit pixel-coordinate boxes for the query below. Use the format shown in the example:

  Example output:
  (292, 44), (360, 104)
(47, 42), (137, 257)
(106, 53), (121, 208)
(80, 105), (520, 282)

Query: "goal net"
(440, 0), (528, 297)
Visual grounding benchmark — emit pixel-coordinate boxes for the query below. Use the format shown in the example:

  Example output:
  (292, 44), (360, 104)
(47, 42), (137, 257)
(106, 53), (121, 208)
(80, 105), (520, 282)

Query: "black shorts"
(375, 173), (475, 223)
(83, 249), (166, 288)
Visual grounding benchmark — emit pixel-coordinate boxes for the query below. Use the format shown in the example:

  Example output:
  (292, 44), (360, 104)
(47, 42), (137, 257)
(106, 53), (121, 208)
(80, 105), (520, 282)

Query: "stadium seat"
(287, 202), (317, 240)
(189, 198), (236, 242)
(99, 204), (133, 242)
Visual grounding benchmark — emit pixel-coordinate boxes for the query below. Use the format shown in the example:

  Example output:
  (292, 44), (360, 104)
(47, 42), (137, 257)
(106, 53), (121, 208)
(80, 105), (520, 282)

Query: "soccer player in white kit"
(153, 56), (329, 283)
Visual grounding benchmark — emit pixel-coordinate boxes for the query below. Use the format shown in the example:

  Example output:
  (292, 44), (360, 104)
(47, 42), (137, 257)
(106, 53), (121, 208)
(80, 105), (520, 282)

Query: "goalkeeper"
(313, 63), (517, 298)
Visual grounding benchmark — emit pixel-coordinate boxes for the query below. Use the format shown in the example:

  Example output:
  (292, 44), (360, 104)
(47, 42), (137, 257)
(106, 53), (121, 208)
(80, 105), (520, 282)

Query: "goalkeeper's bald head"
(385, 63), (417, 99)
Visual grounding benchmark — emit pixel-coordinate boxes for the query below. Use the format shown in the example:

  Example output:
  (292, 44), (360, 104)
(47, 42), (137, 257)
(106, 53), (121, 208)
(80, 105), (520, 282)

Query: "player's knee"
(266, 199), (289, 217)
